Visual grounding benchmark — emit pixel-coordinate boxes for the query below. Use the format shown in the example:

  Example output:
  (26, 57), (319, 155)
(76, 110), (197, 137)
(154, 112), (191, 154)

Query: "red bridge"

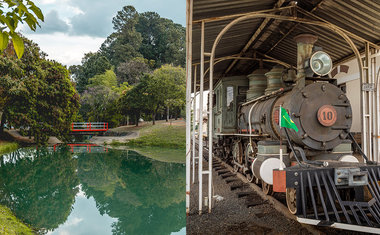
(53, 143), (108, 153)
(71, 122), (108, 132)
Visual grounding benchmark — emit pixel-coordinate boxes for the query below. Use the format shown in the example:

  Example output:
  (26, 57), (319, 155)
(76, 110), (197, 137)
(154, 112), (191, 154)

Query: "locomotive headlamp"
(309, 51), (332, 76)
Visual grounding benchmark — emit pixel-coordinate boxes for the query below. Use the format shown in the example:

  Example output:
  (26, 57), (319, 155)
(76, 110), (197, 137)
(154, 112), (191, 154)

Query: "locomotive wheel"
(232, 141), (243, 164)
(233, 164), (239, 173)
(246, 173), (254, 182)
(286, 188), (297, 214)
(262, 182), (274, 196)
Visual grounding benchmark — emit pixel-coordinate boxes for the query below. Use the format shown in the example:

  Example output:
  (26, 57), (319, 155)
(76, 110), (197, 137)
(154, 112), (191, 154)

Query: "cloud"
(34, 10), (70, 34)
(29, 0), (185, 37)
(68, 0), (124, 37)
(24, 33), (105, 66)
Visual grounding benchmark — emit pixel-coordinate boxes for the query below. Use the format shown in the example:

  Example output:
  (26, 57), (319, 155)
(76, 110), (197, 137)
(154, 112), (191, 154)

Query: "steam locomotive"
(213, 34), (380, 229)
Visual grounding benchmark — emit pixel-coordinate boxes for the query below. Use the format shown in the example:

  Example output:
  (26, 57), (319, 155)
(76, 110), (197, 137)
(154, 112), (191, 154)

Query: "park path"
(5, 130), (62, 145)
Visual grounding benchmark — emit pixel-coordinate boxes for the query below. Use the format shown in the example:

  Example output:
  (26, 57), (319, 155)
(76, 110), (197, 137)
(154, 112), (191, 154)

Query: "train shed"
(185, 0), (380, 232)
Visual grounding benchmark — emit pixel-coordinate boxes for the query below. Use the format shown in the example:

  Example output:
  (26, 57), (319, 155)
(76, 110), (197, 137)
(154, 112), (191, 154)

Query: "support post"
(198, 20), (205, 215)
(376, 55), (380, 162)
(185, 0), (193, 216)
(362, 42), (371, 160)
(192, 66), (197, 183)
(208, 29), (213, 214)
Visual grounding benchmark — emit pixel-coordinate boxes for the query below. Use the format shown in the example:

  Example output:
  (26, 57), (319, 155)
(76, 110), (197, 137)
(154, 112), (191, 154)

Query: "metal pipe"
(192, 65), (197, 183)
(363, 43), (370, 160)
(376, 66), (380, 162)
(248, 101), (259, 153)
(185, 0), (192, 216)
(371, 52), (378, 162)
(198, 20), (205, 215)
(207, 21), (213, 214)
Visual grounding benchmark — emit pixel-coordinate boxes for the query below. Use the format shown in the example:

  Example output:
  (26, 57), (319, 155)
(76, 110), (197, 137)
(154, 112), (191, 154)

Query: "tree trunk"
(166, 106), (169, 122)
(0, 111), (6, 134)
(135, 113), (139, 127)
(152, 112), (156, 125)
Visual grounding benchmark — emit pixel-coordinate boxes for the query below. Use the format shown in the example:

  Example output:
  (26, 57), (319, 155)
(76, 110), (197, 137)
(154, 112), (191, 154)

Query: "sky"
(20, 0), (185, 66)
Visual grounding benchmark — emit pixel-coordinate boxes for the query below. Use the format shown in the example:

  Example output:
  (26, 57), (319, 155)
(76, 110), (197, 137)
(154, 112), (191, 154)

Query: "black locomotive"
(213, 34), (380, 230)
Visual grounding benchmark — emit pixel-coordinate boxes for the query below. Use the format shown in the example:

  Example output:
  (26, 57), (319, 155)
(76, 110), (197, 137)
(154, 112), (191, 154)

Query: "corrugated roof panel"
(191, 0), (380, 86)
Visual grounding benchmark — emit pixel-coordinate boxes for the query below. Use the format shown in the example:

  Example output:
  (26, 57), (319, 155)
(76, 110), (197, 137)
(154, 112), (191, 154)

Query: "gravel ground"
(187, 157), (370, 235)
(187, 160), (312, 235)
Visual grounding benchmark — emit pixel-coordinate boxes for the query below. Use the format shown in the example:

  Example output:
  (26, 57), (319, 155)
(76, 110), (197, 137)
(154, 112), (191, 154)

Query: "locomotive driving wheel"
(286, 188), (297, 214)
(244, 142), (257, 182)
(232, 141), (243, 172)
(262, 182), (274, 196)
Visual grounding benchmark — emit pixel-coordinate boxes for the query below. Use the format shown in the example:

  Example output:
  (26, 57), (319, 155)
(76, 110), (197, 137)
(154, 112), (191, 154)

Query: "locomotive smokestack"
(294, 34), (318, 88)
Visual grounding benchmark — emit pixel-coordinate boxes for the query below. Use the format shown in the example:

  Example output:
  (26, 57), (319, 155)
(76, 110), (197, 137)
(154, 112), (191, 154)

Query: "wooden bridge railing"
(71, 122), (108, 132)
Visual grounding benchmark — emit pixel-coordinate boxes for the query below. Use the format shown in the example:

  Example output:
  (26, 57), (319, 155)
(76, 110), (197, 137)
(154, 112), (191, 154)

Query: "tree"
(0, 37), (80, 145)
(100, 6), (142, 67)
(145, 65), (185, 124)
(80, 86), (121, 127)
(116, 57), (153, 85)
(120, 65), (185, 125)
(69, 52), (112, 93)
(118, 78), (149, 126)
(99, 6), (185, 69)
(87, 69), (118, 88)
(0, 0), (44, 58)
(136, 12), (185, 67)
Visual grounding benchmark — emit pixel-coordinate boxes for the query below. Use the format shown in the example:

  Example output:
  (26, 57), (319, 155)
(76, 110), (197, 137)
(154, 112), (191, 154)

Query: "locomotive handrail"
(242, 87), (292, 106)
(347, 132), (376, 165)
(283, 128), (305, 167)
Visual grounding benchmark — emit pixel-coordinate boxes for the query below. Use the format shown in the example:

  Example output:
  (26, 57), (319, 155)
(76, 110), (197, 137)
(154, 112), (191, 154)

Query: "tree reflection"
(77, 150), (185, 235)
(0, 148), (185, 235)
(0, 147), (79, 231)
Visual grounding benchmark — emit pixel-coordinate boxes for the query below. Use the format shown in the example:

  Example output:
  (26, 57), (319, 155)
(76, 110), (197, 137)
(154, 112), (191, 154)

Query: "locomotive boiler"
(213, 34), (380, 227)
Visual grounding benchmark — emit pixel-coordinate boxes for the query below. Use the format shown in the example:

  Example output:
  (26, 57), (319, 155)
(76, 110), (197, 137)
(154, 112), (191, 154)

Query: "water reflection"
(0, 146), (185, 234)
(52, 143), (108, 153)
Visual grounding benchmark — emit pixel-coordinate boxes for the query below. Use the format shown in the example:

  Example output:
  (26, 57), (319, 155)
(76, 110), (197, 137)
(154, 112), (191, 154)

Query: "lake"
(0, 145), (185, 235)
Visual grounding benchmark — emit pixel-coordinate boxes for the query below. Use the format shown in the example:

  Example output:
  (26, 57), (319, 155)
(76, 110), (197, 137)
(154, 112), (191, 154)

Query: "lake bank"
(0, 141), (34, 234)
(89, 120), (185, 163)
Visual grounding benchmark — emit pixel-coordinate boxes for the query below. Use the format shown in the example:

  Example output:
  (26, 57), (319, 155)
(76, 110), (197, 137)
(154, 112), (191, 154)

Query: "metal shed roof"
(190, 0), (380, 90)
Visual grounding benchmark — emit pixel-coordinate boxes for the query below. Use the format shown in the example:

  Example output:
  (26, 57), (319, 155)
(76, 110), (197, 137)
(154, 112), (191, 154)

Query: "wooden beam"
(265, 0), (326, 55)
(223, 0), (286, 75)
(192, 6), (293, 24)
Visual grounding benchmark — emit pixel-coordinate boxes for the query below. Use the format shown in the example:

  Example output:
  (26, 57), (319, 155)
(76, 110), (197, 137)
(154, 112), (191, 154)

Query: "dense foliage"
(0, 38), (80, 145)
(71, 5), (186, 126)
(0, 0), (44, 58)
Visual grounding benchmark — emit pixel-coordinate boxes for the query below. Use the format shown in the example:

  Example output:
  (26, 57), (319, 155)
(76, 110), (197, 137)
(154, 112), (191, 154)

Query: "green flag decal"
(280, 106), (299, 132)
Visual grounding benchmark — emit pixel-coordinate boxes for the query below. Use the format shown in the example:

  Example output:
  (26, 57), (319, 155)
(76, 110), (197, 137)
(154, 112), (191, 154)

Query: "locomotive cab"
(213, 76), (248, 137)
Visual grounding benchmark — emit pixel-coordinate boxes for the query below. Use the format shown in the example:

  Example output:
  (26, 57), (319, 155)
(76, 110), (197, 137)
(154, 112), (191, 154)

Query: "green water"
(0, 146), (185, 235)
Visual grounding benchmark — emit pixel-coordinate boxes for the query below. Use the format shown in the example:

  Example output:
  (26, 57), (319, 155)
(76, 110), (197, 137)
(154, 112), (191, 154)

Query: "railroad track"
(192, 140), (337, 234)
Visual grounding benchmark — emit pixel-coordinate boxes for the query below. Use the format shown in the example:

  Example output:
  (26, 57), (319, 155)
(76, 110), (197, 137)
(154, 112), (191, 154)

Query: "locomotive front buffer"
(275, 163), (380, 233)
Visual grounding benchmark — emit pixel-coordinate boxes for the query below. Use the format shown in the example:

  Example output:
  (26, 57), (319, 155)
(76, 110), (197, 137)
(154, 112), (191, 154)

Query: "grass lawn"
(0, 205), (34, 234)
(0, 141), (18, 155)
(128, 124), (185, 149)
(111, 120), (185, 149)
